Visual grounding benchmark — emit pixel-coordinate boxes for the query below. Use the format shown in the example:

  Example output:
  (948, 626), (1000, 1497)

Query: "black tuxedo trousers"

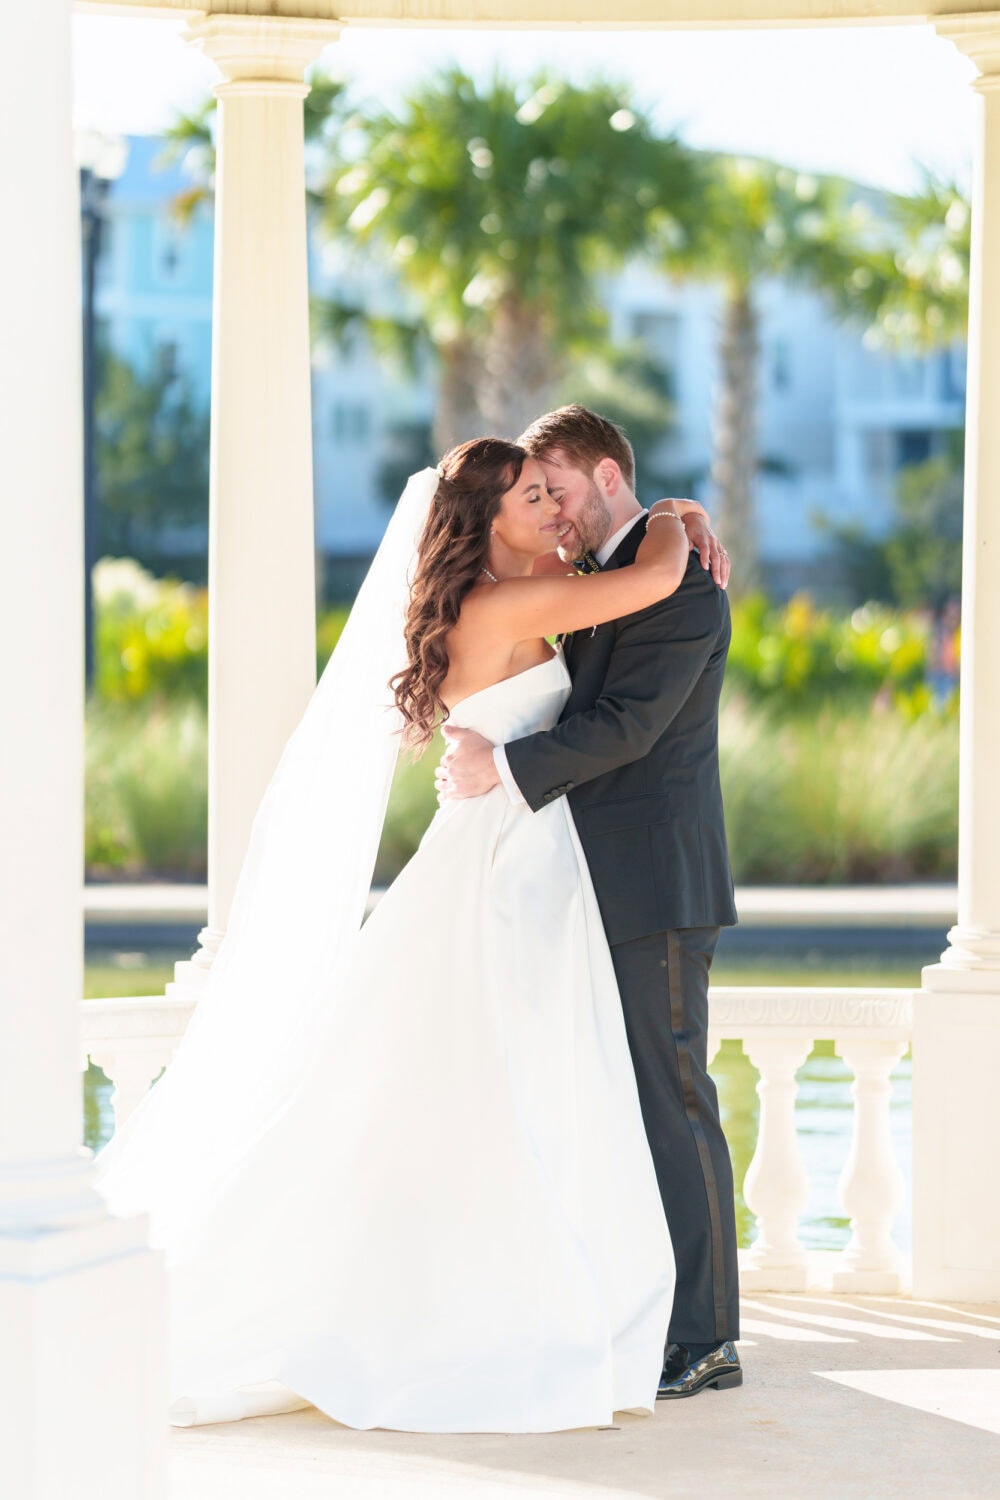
(504, 530), (740, 1346)
(610, 926), (739, 1344)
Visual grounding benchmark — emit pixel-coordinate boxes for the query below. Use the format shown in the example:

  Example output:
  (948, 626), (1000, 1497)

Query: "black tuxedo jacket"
(504, 517), (738, 946)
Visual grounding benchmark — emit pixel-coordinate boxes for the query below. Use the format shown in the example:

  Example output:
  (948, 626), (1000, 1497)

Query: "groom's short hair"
(518, 405), (636, 490)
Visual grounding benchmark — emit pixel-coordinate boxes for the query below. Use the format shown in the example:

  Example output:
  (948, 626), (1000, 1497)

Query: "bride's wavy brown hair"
(391, 436), (527, 752)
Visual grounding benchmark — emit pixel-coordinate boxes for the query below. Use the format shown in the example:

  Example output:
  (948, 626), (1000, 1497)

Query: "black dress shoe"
(657, 1340), (742, 1399)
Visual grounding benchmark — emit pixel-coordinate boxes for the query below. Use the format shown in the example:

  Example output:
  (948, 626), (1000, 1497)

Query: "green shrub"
(93, 557), (351, 704)
(368, 698), (958, 887)
(316, 606), (350, 676)
(84, 694), (957, 885)
(85, 698), (207, 878)
(84, 577), (960, 884)
(93, 557), (207, 703)
(374, 738), (442, 886)
(727, 592), (942, 708)
(719, 695), (958, 883)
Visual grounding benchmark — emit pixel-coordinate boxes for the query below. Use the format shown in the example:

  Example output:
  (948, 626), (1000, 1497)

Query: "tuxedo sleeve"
(503, 570), (725, 813)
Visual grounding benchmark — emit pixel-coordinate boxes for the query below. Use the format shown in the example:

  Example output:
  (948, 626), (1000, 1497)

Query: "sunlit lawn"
(84, 954), (924, 1001)
(711, 958), (923, 988)
(85, 959), (176, 999)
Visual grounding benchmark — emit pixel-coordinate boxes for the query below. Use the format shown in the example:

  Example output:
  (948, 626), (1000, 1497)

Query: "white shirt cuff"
(493, 745), (527, 806)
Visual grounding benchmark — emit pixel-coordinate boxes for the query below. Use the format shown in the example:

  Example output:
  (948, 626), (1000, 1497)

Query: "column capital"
(182, 13), (341, 98)
(934, 11), (1000, 90)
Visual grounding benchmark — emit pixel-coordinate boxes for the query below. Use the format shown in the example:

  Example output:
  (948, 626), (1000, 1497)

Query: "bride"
(94, 436), (704, 1434)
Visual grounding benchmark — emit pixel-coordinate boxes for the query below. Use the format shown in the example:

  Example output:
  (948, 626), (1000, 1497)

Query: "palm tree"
(660, 154), (972, 593)
(826, 170), (970, 350)
(656, 156), (886, 592)
(321, 68), (702, 450)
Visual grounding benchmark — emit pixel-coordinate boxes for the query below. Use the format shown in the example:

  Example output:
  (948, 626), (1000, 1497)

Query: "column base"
(739, 1258), (810, 1292)
(830, 1265), (904, 1295)
(912, 983), (1000, 1301)
(0, 1211), (167, 1500)
(166, 924), (225, 1004)
(922, 928), (1000, 991)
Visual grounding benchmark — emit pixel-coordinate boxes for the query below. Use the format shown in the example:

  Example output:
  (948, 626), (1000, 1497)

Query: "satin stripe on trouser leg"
(609, 927), (740, 1347)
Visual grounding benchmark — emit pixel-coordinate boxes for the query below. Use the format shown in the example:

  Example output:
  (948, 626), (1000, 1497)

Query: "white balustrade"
(81, 986), (913, 1293)
(831, 1037), (908, 1293)
(711, 986), (913, 1293)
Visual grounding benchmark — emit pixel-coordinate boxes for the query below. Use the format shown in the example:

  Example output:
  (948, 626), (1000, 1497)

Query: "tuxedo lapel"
(559, 517), (649, 665)
(601, 514), (648, 573)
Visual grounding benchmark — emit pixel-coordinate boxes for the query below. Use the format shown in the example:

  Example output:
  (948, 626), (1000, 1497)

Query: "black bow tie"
(572, 551), (602, 574)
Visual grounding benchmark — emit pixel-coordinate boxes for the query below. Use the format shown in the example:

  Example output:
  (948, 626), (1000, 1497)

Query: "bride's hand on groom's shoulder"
(435, 727), (500, 803)
(655, 500), (731, 589)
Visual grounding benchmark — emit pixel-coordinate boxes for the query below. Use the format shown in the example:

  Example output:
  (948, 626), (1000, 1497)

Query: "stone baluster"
(740, 1035), (812, 1290)
(87, 1042), (176, 1133)
(832, 1037), (907, 1292)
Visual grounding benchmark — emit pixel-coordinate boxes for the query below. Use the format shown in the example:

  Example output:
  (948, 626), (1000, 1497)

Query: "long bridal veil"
(94, 468), (439, 1260)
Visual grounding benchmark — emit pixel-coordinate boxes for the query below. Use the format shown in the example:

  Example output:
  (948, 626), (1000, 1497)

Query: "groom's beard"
(556, 481), (613, 563)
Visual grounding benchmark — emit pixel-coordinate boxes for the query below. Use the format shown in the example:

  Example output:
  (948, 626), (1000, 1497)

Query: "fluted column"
(170, 16), (339, 999)
(915, 13), (1000, 1300)
(0, 4), (166, 1494)
(927, 15), (1000, 986)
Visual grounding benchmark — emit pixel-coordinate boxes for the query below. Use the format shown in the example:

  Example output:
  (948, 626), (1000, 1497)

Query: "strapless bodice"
(446, 645), (571, 742)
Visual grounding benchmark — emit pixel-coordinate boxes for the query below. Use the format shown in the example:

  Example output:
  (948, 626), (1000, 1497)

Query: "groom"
(439, 405), (742, 1399)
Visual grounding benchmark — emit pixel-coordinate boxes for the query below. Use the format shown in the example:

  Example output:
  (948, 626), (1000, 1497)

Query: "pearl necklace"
(481, 566), (499, 583)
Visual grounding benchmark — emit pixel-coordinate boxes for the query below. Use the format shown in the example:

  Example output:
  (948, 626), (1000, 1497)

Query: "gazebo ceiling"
(73, 1), (997, 32)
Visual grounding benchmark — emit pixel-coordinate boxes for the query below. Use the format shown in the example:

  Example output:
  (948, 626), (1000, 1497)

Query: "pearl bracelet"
(647, 510), (685, 525)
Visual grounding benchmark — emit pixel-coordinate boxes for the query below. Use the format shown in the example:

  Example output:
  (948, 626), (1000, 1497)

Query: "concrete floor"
(168, 1293), (1000, 1500)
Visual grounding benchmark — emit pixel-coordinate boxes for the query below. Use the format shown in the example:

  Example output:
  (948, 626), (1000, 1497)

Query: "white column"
(170, 16), (339, 998)
(740, 1036), (811, 1291)
(915, 14), (1000, 1300)
(0, 4), (166, 1496)
(831, 1038), (907, 1293)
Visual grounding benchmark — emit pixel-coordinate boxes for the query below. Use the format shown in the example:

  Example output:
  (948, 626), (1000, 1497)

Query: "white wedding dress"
(94, 471), (673, 1434)
(98, 644), (673, 1433)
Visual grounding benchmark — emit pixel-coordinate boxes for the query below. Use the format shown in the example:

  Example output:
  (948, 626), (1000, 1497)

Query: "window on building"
(896, 429), (933, 470)
(152, 217), (190, 287)
(771, 339), (791, 392)
(330, 404), (371, 443)
(630, 310), (679, 361)
(939, 346), (967, 402)
(156, 340), (179, 382)
(864, 429), (894, 482)
(95, 218), (116, 288)
(891, 356), (925, 400)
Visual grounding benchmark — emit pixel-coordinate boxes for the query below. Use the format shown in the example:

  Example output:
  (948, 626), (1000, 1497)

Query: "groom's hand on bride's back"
(436, 727), (500, 802)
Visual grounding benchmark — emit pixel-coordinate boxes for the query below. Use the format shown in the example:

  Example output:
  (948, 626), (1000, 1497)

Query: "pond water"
(83, 937), (920, 1254)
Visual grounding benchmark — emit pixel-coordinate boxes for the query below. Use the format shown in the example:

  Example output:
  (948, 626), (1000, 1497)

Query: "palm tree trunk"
(433, 340), (487, 456)
(710, 285), (760, 594)
(479, 297), (558, 440)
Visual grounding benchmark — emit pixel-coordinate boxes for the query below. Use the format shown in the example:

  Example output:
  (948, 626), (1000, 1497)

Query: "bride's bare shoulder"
(531, 552), (577, 579)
